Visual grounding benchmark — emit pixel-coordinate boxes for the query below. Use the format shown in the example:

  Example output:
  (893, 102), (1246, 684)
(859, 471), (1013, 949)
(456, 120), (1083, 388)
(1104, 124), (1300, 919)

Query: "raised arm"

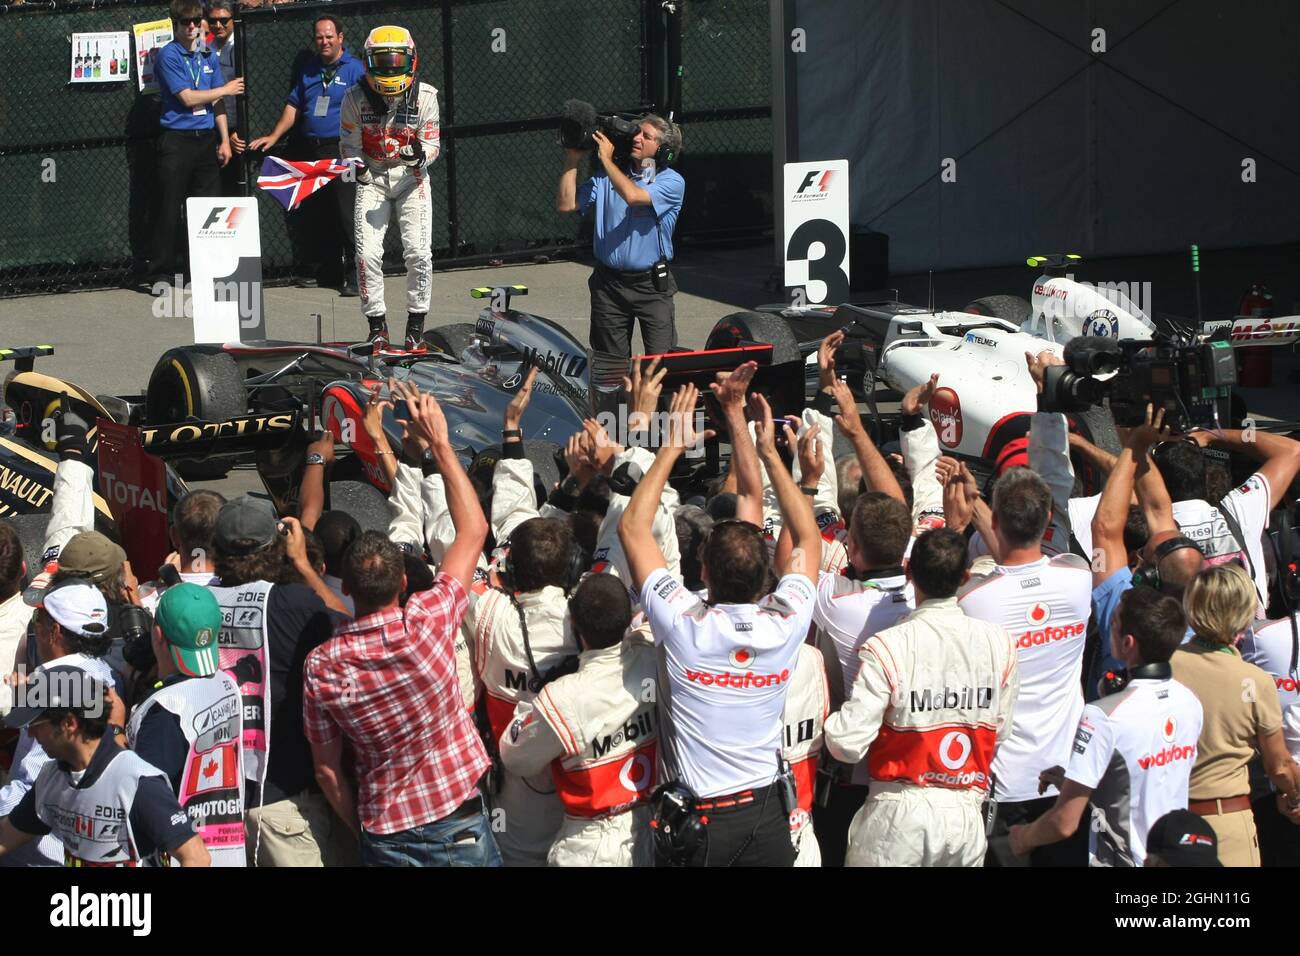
(751, 393), (818, 585)
(709, 361), (762, 526)
(1092, 405), (1168, 586)
(1189, 427), (1300, 510)
(618, 384), (703, 591)
(402, 392), (488, 591)
(830, 377), (905, 504)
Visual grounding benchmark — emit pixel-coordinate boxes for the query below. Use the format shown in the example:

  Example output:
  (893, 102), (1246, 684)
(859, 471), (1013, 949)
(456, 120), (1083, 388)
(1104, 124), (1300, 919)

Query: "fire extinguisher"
(1237, 283), (1274, 387)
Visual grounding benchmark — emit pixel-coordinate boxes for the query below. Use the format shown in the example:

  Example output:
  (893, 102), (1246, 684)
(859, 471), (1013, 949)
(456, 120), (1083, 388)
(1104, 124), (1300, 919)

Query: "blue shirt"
(1086, 566), (1195, 701)
(156, 41), (225, 131)
(577, 166), (685, 272)
(287, 50), (366, 140)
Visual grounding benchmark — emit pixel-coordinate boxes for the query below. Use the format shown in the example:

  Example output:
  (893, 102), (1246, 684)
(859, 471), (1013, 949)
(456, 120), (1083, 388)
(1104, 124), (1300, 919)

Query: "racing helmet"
(363, 25), (418, 97)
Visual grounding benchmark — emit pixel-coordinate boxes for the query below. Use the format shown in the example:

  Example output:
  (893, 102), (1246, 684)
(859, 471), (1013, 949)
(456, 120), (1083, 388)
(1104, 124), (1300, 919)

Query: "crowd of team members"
(1, 330), (1299, 868)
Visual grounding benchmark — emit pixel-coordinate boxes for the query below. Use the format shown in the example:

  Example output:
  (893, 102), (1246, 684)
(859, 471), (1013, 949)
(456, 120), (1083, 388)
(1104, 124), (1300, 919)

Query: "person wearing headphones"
(555, 115), (685, 359)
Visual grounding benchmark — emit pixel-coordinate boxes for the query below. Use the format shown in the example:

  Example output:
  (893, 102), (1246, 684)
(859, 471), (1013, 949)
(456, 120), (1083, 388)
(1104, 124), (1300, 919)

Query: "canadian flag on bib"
(188, 745), (238, 794)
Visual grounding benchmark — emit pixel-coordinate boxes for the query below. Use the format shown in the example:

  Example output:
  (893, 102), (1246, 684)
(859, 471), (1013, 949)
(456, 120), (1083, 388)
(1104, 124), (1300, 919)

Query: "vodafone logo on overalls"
(619, 753), (653, 793)
(938, 731), (972, 770)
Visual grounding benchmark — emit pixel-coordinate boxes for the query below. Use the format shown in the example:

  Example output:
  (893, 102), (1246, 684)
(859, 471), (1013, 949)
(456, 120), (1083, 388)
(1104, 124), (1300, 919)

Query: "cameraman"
(556, 116), (685, 359)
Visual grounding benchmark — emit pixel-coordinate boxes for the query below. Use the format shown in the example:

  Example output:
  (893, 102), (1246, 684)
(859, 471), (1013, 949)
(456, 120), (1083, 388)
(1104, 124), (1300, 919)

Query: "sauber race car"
(705, 254), (1300, 490)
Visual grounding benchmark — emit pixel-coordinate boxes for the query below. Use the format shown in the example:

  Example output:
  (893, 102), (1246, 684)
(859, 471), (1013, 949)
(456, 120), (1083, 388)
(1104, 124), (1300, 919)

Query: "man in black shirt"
(0, 666), (209, 866)
(207, 497), (353, 866)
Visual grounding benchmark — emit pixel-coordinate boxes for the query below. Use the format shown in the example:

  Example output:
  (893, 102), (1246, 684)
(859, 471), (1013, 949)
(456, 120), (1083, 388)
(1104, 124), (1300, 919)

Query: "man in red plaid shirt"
(303, 390), (499, 866)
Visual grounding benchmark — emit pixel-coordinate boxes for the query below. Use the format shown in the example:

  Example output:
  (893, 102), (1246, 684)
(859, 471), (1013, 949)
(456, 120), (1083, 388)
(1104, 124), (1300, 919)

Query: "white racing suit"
(591, 447), (682, 600)
(750, 410), (846, 574)
(385, 461), (481, 710)
(466, 457), (582, 865)
(823, 597), (1019, 867)
(498, 625), (659, 866)
(783, 642), (830, 866)
(340, 80), (440, 321)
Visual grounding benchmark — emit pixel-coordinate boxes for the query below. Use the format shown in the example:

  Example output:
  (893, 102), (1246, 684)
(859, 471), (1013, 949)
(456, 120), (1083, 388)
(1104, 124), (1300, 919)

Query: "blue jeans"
(359, 802), (502, 867)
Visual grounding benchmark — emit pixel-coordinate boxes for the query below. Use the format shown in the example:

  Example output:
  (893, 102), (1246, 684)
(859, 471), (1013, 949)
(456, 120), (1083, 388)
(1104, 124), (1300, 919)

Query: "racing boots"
(404, 312), (427, 352)
(367, 315), (390, 352)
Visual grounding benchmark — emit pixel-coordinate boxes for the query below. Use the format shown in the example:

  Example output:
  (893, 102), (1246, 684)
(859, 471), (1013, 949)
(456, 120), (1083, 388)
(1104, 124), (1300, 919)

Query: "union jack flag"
(256, 155), (362, 211)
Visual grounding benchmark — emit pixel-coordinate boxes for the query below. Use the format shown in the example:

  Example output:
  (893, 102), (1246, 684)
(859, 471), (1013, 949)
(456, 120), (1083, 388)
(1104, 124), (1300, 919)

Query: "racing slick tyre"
(327, 479), (391, 533)
(469, 440), (562, 507)
(7, 513), (51, 582)
(146, 347), (247, 481)
(963, 295), (1032, 325)
(705, 311), (802, 366)
(422, 323), (479, 359)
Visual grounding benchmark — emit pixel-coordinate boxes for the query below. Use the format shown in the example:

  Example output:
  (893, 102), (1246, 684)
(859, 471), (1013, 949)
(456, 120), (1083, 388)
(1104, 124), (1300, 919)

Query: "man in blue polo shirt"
(145, 0), (243, 289)
(556, 115), (685, 358)
(242, 14), (365, 295)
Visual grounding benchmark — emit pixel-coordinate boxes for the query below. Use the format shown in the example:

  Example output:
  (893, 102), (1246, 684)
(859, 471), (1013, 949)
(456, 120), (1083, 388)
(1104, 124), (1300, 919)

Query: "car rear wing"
(0, 345), (54, 373)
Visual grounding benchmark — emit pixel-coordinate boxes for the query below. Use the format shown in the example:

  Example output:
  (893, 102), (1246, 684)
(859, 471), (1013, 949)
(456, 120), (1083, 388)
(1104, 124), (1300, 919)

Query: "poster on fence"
(133, 18), (174, 94)
(70, 32), (131, 84)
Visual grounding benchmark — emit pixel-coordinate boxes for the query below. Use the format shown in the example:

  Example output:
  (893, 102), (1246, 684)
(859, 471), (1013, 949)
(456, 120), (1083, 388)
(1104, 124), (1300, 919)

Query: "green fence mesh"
(0, 0), (770, 296)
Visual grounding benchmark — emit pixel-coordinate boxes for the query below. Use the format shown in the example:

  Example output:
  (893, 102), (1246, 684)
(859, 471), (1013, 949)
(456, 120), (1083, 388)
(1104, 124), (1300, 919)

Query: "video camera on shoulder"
(559, 99), (639, 156)
(1039, 334), (1236, 432)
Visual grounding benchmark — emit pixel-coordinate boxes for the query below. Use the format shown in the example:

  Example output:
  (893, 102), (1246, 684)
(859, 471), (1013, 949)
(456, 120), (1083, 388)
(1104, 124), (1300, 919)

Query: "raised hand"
(901, 372), (939, 416)
(796, 421), (824, 487)
(709, 360), (758, 411)
(504, 364), (539, 433)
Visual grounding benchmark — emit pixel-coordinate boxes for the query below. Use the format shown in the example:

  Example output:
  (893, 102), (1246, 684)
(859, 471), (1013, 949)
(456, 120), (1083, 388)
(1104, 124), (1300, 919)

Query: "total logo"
(929, 387), (963, 448)
(729, 647), (756, 670)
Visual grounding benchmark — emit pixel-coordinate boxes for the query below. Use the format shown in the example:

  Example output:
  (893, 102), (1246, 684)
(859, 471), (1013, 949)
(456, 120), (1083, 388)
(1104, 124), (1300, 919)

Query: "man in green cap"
(127, 583), (248, 866)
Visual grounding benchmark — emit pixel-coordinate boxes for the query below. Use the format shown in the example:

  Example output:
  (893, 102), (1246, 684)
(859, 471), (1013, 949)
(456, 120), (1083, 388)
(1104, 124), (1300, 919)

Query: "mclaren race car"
(0, 286), (795, 566)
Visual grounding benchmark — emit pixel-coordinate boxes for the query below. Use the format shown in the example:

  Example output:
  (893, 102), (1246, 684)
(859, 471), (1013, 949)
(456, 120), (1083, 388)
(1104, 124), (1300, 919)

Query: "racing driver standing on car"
(340, 26), (439, 352)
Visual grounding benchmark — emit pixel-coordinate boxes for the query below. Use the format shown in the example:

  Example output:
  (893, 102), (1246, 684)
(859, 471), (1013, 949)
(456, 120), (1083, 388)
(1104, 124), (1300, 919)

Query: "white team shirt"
(1241, 615), (1300, 761)
(958, 553), (1093, 802)
(1171, 472), (1271, 610)
(1066, 677), (1203, 866)
(812, 569), (913, 786)
(640, 567), (816, 798)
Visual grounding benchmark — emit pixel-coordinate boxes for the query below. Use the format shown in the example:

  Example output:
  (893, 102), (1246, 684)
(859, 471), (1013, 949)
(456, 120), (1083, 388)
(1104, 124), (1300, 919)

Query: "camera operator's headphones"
(1131, 535), (1203, 591)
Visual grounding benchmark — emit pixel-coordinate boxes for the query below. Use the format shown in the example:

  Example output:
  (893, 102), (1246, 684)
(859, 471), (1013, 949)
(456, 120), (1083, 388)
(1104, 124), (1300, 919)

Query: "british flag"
(256, 155), (362, 211)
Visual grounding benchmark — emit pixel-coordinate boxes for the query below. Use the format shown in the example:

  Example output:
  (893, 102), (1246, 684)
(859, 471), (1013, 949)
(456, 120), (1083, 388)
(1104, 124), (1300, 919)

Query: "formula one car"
(0, 286), (796, 565)
(704, 255), (1300, 490)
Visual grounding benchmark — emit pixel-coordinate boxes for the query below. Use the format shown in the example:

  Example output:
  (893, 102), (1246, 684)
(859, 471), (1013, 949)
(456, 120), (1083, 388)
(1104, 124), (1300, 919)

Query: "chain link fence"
(675, 0), (772, 240)
(0, 0), (769, 297)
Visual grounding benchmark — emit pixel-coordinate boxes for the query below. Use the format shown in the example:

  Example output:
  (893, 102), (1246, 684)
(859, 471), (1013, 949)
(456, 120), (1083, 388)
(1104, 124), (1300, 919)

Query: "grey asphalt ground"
(0, 244), (780, 399)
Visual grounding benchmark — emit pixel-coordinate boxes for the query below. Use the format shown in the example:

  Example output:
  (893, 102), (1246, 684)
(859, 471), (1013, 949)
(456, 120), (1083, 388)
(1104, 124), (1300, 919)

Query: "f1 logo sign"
(200, 206), (244, 231)
(796, 170), (835, 194)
